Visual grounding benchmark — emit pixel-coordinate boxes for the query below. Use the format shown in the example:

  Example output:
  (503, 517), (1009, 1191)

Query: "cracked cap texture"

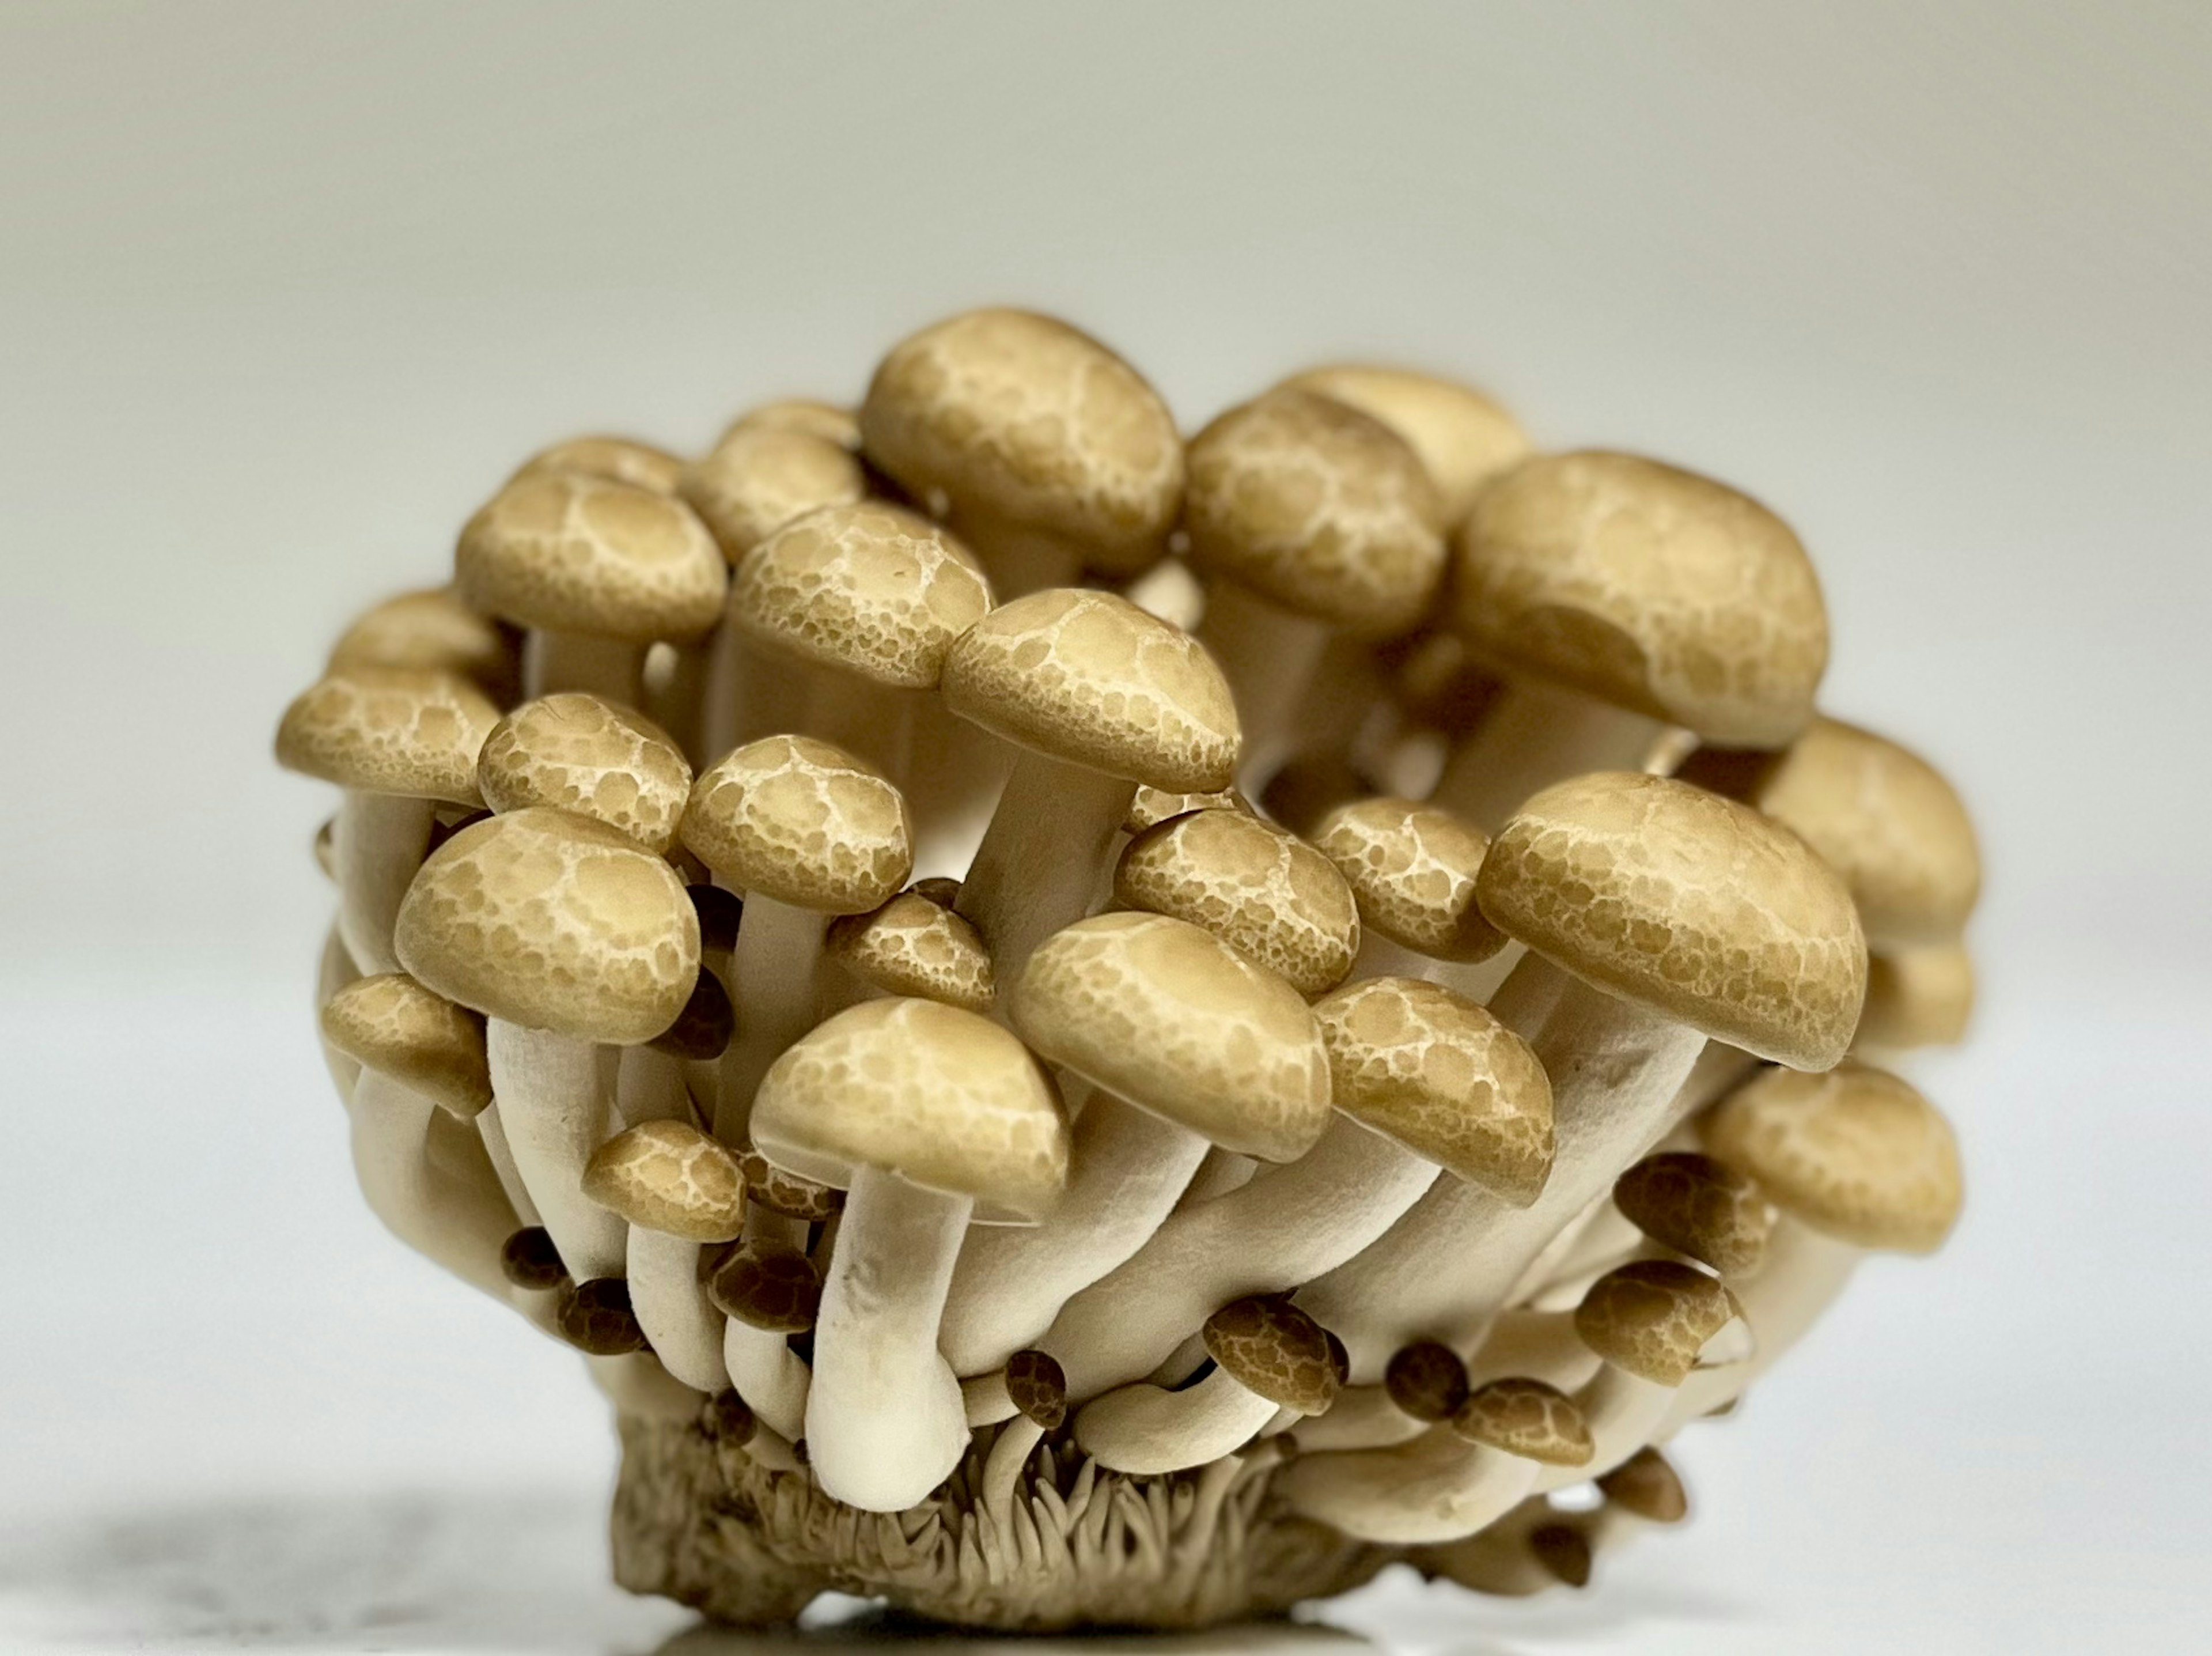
(1124, 784), (1248, 835)
(1574, 1260), (1743, 1386)
(1450, 1377), (1594, 1465)
(1612, 1152), (1771, 1277)
(679, 424), (867, 561)
(680, 736), (912, 913)
(327, 587), (518, 701)
(582, 1120), (747, 1242)
(1202, 1296), (1339, 1416)
(1280, 365), (1531, 527)
(1313, 797), (1506, 962)
(319, 972), (491, 1118)
(825, 891), (995, 1014)
(478, 693), (692, 856)
(276, 667), (499, 806)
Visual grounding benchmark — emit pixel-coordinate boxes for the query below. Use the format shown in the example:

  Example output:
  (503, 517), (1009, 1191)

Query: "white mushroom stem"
(1121, 557), (1206, 632)
(1414, 1496), (1574, 1598)
(1195, 581), (1333, 786)
(645, 634), (716, 766)
(1279, 1427), (1546, 1544)
(956, 755), (1135, 993)
(981, 1416), (1047, 1531)
(585, 1352), (705, 1423)
(1073, 1366), (1286, 1474)
(1465, 1309), (1604, 1392)
(1290, 1383), (1426, 1452)
(797, 669), (922, 791)
(805, 1166), (973, 1511)
(484, 1021), (628, 1280)
(347, 1067), (520, 1300)
(1176, 1147), (1259, 1209)
(334, 790), (438, 975)
(1429, 678), (1671, 833)
(743, 1203), (809, 1252)
(627, 1226), (728, 1394)
(906, 704), (1010, 881)
(962, 1370), (1017, 1428)
(616, 1044), (690, 1128)
(714, 894), (830, 1141)
(1349, 932), (1524, 1009)
(526, 629), (646, 706)
(722, 1319), (810, 1443)
(474, 1103), (540, 1227)
(1658, 1218), (1859, 1433)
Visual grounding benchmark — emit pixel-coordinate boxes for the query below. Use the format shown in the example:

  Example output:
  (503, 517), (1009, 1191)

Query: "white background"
(1, 4), (2206, 1652)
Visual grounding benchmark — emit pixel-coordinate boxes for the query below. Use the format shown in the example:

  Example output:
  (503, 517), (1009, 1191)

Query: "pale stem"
(1195, 581), (1332, 788)
(584, 1352), (704, 1423)
(349, 1068), (520, 1300)
(335, 789), (437, 975)
(906, 705), (1011, 882)
(616, 1044), (690, 1128)
(801, 668), (919, 789)
(1658, 1219), (1859, 1432)
(475, 1102), (540, 1227)
(1429, 678), (1671, 832)
(1175, 1147), (1259, 1209)
(955, 754), (1135, 993)
(1072, 1366), (1282, 1474)
(528, 630), (647, 706)
(713, 895), (830, 1141)
(722, 1319), (810, 1442)
(627, 1226), (728, 1394)
(980, 1416), (1046, 1531)
(485, 1020), (628, 1280)
(1279, 1427), (1542, 1544)
(1289, 1383), (1426, 1453)
(645, 633), (717, 766)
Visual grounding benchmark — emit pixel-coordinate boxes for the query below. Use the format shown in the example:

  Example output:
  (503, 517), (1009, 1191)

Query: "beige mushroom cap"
(825, 891), (994, 1014)
(719, 399), (862, 452)
(679, 423), (867, 562)
(1477, 772), (1868, 1071)
(318, 972), (491, 1118)
(1453, 451), (1829, 747)
(581, 1119), (747, 1242)
(680, 735), (913, 913)
(1009, 912), (1332, 1164)
(1574, 1260), (1744, 1386)
(394, 806), (700, 1043)
(750, 997), (1069, 1222)
(859, 307), (1184, 576)
(1312, 976), (1555, 1203)
(1450, 1377), (1596, 1466)
(477, 693), (692, 856)
(1312, 797), (1506, 962)
(1857, 942), (1976, 1051)
(1598, 1445), (1690, 1523)
(941, 588), (1241, 791)
(1183, 388), (1446, 637)
(1702, 1061), (1964, 1253)
(1006, 1349), (1069, 1430)
(327, 586), (518, 702)
(510, 434), (684, 496)
(731, 502), (993, 690)
(275, 667), (499, 806)
(1612, 1152), (1772, 1278)
(1202, 1296), (1339, 1416)
(1383, 1340), (1471, 1423)
(1279, 365), (1532, 527)
(456, 471), (726, 642)
(1115, 809), (1360, 997)
(1124, 785), (1249, 835)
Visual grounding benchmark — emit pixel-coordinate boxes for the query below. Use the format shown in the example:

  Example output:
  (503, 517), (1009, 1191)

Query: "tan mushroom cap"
(1280, 365), (1531, 527)
(1702, 1061), (1963, 1253)
(751, 997), (1069, 1222)
(1313, 977), (1555, 1203)
(1612, 1152), (1771, 1278)
(1202, 1296), (1339, 1416)
(732, 502), (993, 689)
(1597, 1446), (1689, 1523)
(680, 735), (913, 913)
(1574, 1260), (1744, 1386)
(457, 470), (726, 642)
(511, 434), (684, 496)
(707, 1239), (822, 1333)
(1115, 809), (1360, 997)
(1183, 388), (1446, 637)
(736, 1146), (843, 1223)
(1006, 1349), (1069, 1430)
(825, 891), (995, 1014)
(679, 423), (868, 562)
(1312, 797), (1506, 962)
(394, 806), (700, 1043)
(1384, 1340), (1471, 1423)
(1450, 1377), (1596, 1466)
(721, 399), (862, 452)
(859, 307), (1185, 576)
(1009, 912), (1332, 1164)
(1453, 451), (1829, 747)
(327, 587), (518, 701)
(318, 973), (491, 1118)
(1477, 772), (1868, 1071)
(477, 693), (692, 856)
(275, 667), (499, 806)
(1123, 784), (1249, 835)
(1857, 942), (1975, 1051)
(581, 1119), (747, 1242)
(942, 588), (1241, 791)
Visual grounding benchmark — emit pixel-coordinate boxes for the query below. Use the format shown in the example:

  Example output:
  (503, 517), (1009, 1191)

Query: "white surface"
(2, 3), (2207, 1652)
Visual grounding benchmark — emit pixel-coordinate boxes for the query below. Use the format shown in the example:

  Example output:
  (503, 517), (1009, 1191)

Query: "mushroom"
(1123, 784), (1249, 835)
(511, 434), (685, 496)
(705, 1236), (821, 1440)
(1311, 795), (1513, 1001)
(276, 667), (500, 974)
(979, 1348), (1068, 1530)
(1387, 1340), (1474, 1424)
(1597, 1445), (1690, 1524)
(394, 807), (700, 1281)
(1856, 941), (1976, 1056)
(1278, 364), (1532, 529)
(823, 889), (995, 1015)
(476, 693), (693, 856)
(327, 585), (520, 704)
(750, 997), (1069, 1512)
(1610, 1151), (1772, 1279)
(556, 1276), (647, 1355)
(1296, 1337), (1472, 1453)
(719, 399), (861, 452)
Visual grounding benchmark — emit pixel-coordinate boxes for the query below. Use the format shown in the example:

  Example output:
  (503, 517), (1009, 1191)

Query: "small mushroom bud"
(709, 1240), (823, 1334)
(500, 1227), (568, 1291)
(1385, 1340), (1471, 1423)
(1005, 1350), (1068, 1431)
(1597, 1445), (1689, 1523)
(558, 1278), (647, 1356)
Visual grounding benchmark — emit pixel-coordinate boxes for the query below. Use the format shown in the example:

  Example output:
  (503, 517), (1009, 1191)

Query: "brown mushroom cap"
(1597, 1445), (1689, 1523)
(456, 470), (726, 642)
(1450, 1377), (1596, 1466)
(941, 588), (1241, 791)
(511, 434), (684, 496)
(1702, 1061), (1963, 1253)
(687, 883), (745, 955)
(1313, 976), (1555, 1203)
(824, 891), (995, 1014)
(736, 1146), (843, 1223)
(1202, 1295), (1340, 1416)
(1006, 1349), (1069, 1431)
(319, 973), (493, 1118)
(499, 1226), (568, 1291)
(701, 1388), (759, 1446)
(720, 399), (862, 452)
(646, 970), (734, 1061)
(1183, 388), (1446, 637)
(476, 693), (692, 856)
(1453, 451), (1828, 747)
(1612, 1152), (1772, 1278)
(1114, 809), (1360, 997)
(1009, 912), (1332, 1164)
(706, 1238), (823, 1334)
(731, 502), (993, 689)
(394, 806), (700, 1043)
(1312, 797), (1506, 962)
(1279, 365), (1531, 527)
(275, 667), (499, 806)
(1574, 1260), (1743, 1386)
(1476, 772), (1868, 1070)
(680, 735), (913, 913)
(677, 423), (867, 562)
(859, 308), (1184, 576)
(1529, 1522), (1594, 1589)
(327, 586), (519, 701)
(581, 1119), (747, 1242)
(1123, 785), (1249, 835)
(1383, 1340), (1471, 1423)
(1857, 942), (1975, 1050)
(556, 1277), (647, 1355)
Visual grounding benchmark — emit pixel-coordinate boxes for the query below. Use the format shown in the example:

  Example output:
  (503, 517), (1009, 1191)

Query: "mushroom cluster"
(280, 308), (1978, 1632)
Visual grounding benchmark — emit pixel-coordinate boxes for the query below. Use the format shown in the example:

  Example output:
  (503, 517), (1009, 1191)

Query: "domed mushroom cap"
(318, 972), (491, 1118)
(499, 1227), (567, 1290)
(1453, 451), (1829, 747)
(1384, 1340), (1471, 1423)
(393, 806), (700, 1043)
(1279, 365), (1531, 527)
(1312, 797), (1505, 962)
(1114, 809), (1359, 997)
(327, 587), (518, 701)
(1313, 977), (1554, 1203)
(477, 693), (692, 856)
(1857, 942), (1975, 1050)
(706, 1239), (823, 1334)
(1183, 388), (1446, 637)
(1450, 1377), (1595, 1466)
(1612, 1152), (1771, 1278)
(859, 307), (1184, 575)
(556, 1277), (645, 1355)
(941, 589), (1241, 791)
(1006, 1349), (1069, 1430)
(1202, 1296), (1340, 1416)
(1477, 772), (1868, 1071)
(1124, 784), (1249, 835)
(751, 997), (1069, 1221)
(1598, 1446), (1689, 1523)
(581, 1119), (747, 1242)
(825, 891), (995, 1014)
(510, 434), (684, 496)
(276, 667), (499, 806)
(732, 502), (993, 690)
(680, 736), (912, 913)
(1702, 1061), (1963, 1253)
(720, 398), (862, 452)
(1009, 912), (1332, 1164)
(679, 424), (867, 562)
(736, 1146), (843, 1223)
(457, 471), (725, 642)
(1574, 1260), (1744, 1386)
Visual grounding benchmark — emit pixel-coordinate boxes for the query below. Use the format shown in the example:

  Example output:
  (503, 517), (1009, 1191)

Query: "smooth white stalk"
(1529, 1364), (1672, 1495)
(1290, 1384), (1425, 1453)
(348, 1067), (518, 1300)
(1073, 1366), (1283, 1474)
(1176, 1147), (1259, 1209)
(626, 1226), (728, 1394)
(955, 756), (1135, 992)
(474, 1103), (540, 1227)
(721, 1319), (810, 1443)
(714, 895), (830, 1141)
(485, 1021), (627, 1280)
(1195, 581), (1332, 787)
(1279, 1426), (1545, 1543)
(980, 1416), (1046, 1532)
(1429, 678), (1669, 833)
(334, 790), (437, 975)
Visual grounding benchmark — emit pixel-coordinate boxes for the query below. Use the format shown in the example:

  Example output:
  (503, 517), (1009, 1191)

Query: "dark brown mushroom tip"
(687, 884), (745, 955)
(1006, 1349), (1069, 1431)
(498, 1227), (567, 1291)
(1597, 1445), (1689, 1523)
(1530, 1521), (1593, 1589)
(556, 1276), (647, 1355)
(701, 1388), (758, 1447)
(707, 1239), (824, 1334)
(1384, 1340), (1471, 1423)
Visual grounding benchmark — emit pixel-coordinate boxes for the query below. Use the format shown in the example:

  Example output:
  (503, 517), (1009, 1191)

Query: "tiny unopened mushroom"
(1611, 1152), (1771, 1279)
(1312, 796), (1511, 999)
(1387, 1340), (1473, 1423)
(581, 1120), (746, 1393)
(706, 1237), (821, 1440)
(328, 585), (520, 704)
(823, 890), (995, 1014)
(476, 693), (692, 856)
(512, 434), (684, 496)
(1279, 364), (1532, 528)
(501, 1226), (567, 1291)
(980, 1348), (1069, 1529)
(557, 1276), (648, 1355)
